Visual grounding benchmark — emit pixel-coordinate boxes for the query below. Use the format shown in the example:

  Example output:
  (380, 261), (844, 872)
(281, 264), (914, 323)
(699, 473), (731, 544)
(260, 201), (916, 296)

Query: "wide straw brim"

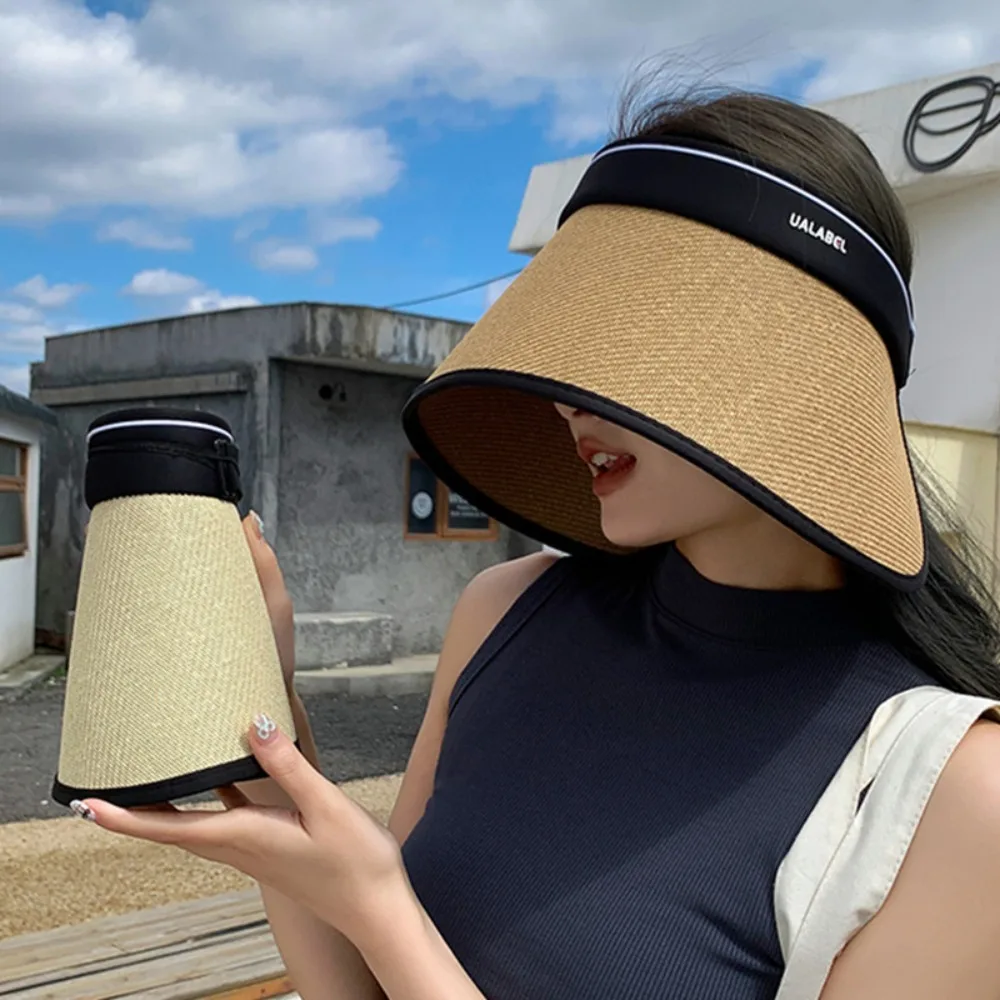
(404, 204), (926, 589)
(53, 494), (296, 806)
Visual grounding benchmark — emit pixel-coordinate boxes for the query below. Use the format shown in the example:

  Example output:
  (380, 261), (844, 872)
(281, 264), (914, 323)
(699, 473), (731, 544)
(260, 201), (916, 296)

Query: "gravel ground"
(1, 675), (428, 824)
(0, 678), (427, 939)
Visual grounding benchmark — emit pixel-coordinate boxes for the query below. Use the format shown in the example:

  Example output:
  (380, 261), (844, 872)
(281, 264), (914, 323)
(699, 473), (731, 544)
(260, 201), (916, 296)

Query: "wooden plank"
(1, 923), (269, 996)
(203, 975), (296, 1000)
(0, 890), (260, 960)
(137, 961), (291, 1000)
(0, 891), (264, 983)
(8, 929), (284, 1000)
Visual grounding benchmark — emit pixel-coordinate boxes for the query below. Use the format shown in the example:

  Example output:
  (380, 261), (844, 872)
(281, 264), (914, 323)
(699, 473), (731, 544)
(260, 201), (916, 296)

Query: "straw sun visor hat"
(403, 136), (927, 590)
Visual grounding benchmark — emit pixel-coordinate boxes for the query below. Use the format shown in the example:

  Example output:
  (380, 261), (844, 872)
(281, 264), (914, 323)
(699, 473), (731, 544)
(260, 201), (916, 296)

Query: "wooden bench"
(0, 890), (298, 999)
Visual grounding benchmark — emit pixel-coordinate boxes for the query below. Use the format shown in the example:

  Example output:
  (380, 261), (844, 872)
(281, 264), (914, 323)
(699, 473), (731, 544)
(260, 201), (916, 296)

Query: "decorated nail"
(254, 713), (278, 740)
(70, 799), (97, 822)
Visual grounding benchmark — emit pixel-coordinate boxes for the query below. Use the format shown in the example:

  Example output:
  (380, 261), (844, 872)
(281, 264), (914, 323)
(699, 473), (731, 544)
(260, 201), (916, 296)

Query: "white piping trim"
(590, 142), (915, 331)
(86, 418), (234, 443)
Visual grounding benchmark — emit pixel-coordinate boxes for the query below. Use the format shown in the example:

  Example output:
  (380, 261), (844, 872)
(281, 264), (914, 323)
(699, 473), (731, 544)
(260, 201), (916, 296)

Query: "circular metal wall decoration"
(903, 74), (1000, 173)
(410, 490), (434, 520)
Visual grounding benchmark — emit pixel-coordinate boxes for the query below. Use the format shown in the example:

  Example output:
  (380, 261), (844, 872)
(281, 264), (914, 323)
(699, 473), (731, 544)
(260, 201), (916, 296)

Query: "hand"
(243, 511), (296, 694)
(71, 716), (410, 947)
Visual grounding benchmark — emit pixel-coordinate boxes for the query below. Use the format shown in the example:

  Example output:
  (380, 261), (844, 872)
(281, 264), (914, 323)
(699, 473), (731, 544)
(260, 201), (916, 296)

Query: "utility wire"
(385, 267), (524, 310)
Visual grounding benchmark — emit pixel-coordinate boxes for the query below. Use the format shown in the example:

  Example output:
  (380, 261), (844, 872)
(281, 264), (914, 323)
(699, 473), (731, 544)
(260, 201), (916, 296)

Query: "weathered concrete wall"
(28, 303), (519, 652)
(32, 303), (469, 389)
(276, 362), (519, 656)
(34, 391), (253, 637)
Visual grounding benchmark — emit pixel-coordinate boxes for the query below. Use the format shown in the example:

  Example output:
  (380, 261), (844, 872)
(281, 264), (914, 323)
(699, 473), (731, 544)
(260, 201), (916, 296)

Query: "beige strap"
(773, 686), (1000, 1000)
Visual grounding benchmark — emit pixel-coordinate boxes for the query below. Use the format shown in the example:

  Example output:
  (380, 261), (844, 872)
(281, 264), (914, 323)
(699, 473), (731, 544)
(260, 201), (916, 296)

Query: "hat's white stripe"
(86, 418), (234, 443)
(592, 142), (915, 332)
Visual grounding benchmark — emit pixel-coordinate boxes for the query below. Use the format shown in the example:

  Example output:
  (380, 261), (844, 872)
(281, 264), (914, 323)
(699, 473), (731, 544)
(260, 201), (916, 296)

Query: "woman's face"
(553, 401), (764, 549)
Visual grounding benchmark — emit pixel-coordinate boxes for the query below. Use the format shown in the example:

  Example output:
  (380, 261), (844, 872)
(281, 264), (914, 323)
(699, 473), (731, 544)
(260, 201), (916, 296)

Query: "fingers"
(249, 715), (332, 818)
(241, 512), (295, 675)
(242, 511), (283, 589)
(75, 797), (247, 847)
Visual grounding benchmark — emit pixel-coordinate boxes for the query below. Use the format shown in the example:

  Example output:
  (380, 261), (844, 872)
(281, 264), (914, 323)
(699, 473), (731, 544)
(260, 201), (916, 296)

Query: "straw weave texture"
(417, 205), (923, 578)
(57, 494), (295, 791)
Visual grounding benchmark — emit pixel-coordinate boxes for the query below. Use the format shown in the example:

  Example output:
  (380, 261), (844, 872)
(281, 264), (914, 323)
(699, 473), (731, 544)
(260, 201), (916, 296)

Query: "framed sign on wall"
(404, 454), (498, 541)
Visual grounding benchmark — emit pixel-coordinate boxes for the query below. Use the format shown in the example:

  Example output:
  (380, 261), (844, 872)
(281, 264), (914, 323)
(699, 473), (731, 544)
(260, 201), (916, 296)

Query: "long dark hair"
(614, 73), (1000, 696)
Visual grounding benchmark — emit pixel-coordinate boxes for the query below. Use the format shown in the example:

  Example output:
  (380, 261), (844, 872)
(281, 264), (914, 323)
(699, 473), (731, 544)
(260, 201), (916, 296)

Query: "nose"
(553, 402), (582, 422)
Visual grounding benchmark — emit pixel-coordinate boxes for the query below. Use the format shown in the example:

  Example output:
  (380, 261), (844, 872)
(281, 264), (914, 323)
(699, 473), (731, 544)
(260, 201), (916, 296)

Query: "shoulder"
(428, 550), (564, 708)
(447, 550), (564, 659)
(386, 551), (563, 841)
(823, 713), (1000, 995)
(921, 715), (1000, 836)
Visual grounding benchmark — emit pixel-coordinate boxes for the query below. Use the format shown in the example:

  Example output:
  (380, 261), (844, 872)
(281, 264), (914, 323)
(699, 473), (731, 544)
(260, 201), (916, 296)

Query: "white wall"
(815, 62), (1000, 202)
(0, 414), (41, 670)
(900, 179), (1000, 432)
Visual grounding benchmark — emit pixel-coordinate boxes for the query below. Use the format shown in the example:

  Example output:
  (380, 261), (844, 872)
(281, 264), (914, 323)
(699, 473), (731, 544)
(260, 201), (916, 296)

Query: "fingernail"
(250, 510), (264, 539)
(254, 713), (277, 740)
(70, 799), (97, 822)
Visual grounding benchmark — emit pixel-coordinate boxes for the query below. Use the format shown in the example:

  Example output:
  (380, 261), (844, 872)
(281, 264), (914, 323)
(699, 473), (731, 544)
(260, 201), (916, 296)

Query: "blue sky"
(3, 0), (976, 396)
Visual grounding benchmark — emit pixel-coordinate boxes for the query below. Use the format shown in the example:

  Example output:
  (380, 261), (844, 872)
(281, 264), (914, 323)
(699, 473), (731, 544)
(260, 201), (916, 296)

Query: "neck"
(674, 518), (846, 592)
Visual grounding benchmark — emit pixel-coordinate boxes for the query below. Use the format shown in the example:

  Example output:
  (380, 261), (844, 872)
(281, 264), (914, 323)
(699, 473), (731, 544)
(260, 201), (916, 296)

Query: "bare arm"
(234, 516), (385, 999)
(235, 691), (386, 1000)
(388, 551), (562, 844)
(820, 719), (1000, 998)
(239, 516), (558, 998)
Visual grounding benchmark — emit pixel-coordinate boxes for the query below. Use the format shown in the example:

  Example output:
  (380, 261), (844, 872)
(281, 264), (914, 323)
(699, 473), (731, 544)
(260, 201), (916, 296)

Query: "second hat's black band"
(559, 136), (915, 389)
(85, 408), (242, 509)
(85, 437), (243, 508)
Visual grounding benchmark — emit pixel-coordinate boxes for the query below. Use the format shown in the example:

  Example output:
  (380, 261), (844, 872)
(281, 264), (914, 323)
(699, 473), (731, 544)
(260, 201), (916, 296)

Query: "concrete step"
(0, 652), (66, 701)
(294, 610), (394, 669)
(293, 654), (436, 697)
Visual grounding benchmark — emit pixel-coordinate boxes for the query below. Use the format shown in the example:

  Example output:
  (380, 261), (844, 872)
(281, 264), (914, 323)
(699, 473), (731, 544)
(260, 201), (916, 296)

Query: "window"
(0, 439), (28, 558)
(404, 454), (498, 541)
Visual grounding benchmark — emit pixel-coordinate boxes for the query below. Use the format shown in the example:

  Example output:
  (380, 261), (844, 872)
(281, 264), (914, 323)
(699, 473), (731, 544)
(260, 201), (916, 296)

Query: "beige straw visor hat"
(403, 137), (927, 590)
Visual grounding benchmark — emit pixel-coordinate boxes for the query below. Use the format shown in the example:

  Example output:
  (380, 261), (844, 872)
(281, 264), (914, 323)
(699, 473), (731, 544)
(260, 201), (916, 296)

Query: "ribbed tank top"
(401, 546), (932, 999)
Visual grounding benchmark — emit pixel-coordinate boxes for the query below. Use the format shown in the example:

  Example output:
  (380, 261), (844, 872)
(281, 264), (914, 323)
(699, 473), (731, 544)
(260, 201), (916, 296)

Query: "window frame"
(403, 453), (498, 542)
(0, 439), (28, 559)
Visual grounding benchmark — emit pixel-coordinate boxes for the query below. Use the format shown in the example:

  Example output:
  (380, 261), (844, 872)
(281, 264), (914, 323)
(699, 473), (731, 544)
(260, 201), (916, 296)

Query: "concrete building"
(0, 386), (56, 671)
(29, 304), (536, 663)
(507, 62), (1000, 579)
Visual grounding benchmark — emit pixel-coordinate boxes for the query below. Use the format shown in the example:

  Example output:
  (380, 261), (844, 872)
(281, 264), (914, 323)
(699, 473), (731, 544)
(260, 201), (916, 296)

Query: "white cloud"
(12, 275), (86, 308)
(123, 268), (204, 296)
(184, 290), (261, 313)
(251, 241), (319, 271)
(128, 0), (1000, 145)
(98, 218), (193, 251)
(0, 302), (42, 324)
(233, 214), (272, 242)
(119, 267), (259, 314)
(0, 0), (998, 226)
(0, 194), (56, 219)
(0, 364), (29, 396)
(310, 214), (382, 245)
(0, 0), (402, 220)
(0, 324), (58, 350)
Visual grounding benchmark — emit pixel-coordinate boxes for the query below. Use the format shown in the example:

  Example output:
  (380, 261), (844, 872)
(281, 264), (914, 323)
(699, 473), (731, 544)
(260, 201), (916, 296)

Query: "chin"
(599, 515), (675, 550)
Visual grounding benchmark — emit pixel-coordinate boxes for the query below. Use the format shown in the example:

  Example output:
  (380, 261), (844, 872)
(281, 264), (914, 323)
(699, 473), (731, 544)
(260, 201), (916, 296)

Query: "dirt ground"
(1, 677), (424, 940)
(0, 773), (404, 939)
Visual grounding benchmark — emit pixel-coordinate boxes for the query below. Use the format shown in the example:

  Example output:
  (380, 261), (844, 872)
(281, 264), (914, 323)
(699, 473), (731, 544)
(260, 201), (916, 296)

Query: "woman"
(73, 85), (1000, 999)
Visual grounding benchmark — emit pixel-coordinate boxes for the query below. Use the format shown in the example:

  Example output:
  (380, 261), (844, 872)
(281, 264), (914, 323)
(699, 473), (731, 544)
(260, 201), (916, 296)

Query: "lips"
(576, 437), (637, 493)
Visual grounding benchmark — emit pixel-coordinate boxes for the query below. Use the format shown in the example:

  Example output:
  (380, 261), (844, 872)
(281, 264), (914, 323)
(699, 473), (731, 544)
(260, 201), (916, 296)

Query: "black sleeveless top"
(401, 547), (932, 999)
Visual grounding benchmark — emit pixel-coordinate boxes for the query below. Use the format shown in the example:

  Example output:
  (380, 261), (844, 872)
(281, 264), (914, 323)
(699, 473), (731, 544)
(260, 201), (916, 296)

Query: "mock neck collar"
(648, 543), (871, 646)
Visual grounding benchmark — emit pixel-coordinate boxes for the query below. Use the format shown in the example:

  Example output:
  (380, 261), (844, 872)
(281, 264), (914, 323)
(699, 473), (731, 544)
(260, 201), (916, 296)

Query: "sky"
(1, 0), (998, 395)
